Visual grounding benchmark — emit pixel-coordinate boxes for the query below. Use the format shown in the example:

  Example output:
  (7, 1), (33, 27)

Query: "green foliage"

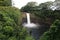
(0, 6), (21, 25)
(0, 33), (6, 39)
(0, 0), (35, 40)
(8, 37), (17, 40)
(26, 2), (37, 7)
(0, 6), (26, 40)
(25, 35), (35, 40)
(0, 0), (11, 6)
(19, 28), (27, 40)
(0, 6), (33, 40)
(21, 2), (37, 13)
(40, 20), (60, 40)
(3, 26), (14, 33)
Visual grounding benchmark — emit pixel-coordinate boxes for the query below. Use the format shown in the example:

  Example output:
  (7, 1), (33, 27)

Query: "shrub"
(40, 20), (60, 40)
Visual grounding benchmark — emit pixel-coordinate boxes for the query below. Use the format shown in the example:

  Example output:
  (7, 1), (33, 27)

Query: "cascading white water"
(26, 13), (31, 24)
(23, 13), (39, 28)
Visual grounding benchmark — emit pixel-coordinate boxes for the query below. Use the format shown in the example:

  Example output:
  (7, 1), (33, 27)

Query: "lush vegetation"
(0, 0), (60, 40)
(40, 20), (60, 40)
(0, 6), (24, 40)
(0, 0), (35, 40)
(21, 0), (60, 40)
(0, 0), (11, 6)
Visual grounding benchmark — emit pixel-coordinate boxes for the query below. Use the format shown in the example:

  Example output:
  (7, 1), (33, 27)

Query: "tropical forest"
(0, 0), (60, 40)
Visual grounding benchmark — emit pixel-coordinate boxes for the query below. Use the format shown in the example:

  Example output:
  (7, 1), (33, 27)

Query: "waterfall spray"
(23, 13), (39, 28)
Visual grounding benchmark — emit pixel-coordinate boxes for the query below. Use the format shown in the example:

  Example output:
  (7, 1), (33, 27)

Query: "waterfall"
(26, 13), (31, 24)
(23, 13), (39, 28)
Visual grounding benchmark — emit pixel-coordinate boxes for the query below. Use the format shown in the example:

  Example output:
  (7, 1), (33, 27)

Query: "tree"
(25, 35), (35, 40)
(0, 0), (11, 6)
(39, 1), (53, 10)
(21, 2), (37, 13)
(40, 19), (60, 40)
(0, 6), (23, 40)
(26, 2), (37, 7)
